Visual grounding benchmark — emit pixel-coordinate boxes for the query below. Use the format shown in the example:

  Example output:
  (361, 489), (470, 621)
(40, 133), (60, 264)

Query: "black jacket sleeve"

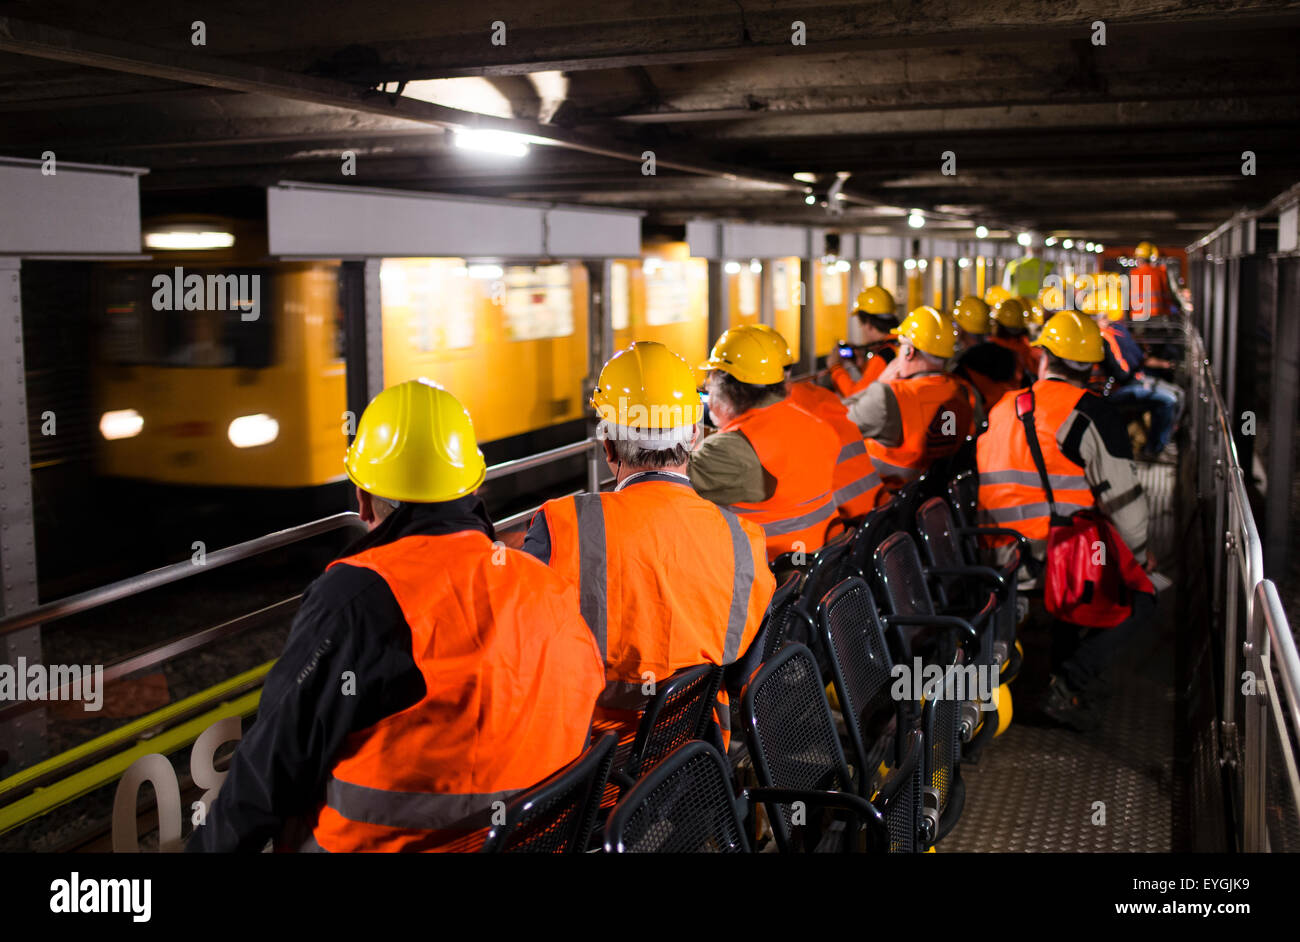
(186, 563), (425, 852)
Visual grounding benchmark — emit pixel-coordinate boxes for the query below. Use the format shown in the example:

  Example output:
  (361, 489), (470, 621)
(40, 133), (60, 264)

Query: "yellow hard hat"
(344, 379), (486, 503)
(854, 285), (897, 319)
(1032, 310), (1104, 363)
(952, 295), (991, 335)
(593, 341), (703, 429)
(984, 285), (1015, 307)
(1039, 282), (1066, 313)
(892, 306), (958, 359)
(992, 297), (1029, 329)
(701, 325), (786, 385)
(748, 323), (796, 367)
(1134, 241), (1157, 260)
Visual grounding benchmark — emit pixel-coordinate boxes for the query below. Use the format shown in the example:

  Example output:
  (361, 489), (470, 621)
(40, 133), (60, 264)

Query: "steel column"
(0, 256), (43, 770)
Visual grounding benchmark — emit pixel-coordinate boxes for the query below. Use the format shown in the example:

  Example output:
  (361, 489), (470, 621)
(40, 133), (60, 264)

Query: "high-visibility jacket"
(867, 372), (975, 490)
(719, 397), (841, 561)
(990, 333), (1041, 381)
(789, 382), (885, 517)
(1129, 263), (1173, 321)
(309, 530), (604, 853)
(1099, 324), (1133, 375)
(830, 341), (897, 396)
(976, 378), (1097, 542)
(536, 474), (774, 749)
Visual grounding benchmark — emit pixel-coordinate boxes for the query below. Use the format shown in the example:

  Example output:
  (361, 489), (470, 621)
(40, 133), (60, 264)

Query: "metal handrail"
(1184, 314), (1299, 851)
(0, 512), (368, 639)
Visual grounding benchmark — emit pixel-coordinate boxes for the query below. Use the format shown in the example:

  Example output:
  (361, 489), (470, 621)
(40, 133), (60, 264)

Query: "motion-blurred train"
(90, 215), (1067, 492)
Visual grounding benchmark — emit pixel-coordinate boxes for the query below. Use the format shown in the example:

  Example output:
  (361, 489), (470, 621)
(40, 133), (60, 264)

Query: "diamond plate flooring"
(943, 459), (1179, 853)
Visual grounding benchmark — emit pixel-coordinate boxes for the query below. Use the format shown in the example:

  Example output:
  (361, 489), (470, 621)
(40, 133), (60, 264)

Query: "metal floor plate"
(943, 461), (1179, 853)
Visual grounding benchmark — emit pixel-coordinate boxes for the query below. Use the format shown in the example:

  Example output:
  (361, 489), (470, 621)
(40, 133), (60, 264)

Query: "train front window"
(100, 267), (274, 368)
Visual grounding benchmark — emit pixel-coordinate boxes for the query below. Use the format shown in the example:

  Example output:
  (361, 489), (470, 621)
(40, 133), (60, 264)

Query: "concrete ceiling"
(1, 0), (1298, 246)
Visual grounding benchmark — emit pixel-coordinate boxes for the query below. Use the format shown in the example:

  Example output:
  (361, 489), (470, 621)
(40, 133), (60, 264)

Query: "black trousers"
(1052, 592), (1156, 694)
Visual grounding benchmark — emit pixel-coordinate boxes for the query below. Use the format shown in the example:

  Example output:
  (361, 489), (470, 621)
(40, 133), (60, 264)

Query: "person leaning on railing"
(976, 311), (1156, 732)
(187, 380), (604, 853)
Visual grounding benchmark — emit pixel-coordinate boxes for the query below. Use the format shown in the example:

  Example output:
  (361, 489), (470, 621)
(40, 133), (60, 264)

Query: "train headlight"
(99, 409), (144, 440)
(227, 414), (279, 448)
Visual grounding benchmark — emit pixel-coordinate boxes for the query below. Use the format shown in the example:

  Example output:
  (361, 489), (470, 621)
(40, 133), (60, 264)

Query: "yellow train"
(94, 217), (857, 489)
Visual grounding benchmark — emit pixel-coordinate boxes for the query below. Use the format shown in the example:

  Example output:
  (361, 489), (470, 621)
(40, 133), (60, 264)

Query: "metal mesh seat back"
(917, 497), (964, 571)
(798, 532), (853, 619)
(947, 471), (981, 560)
(610, 742), (748, 853)
(922, 696), (961, 812)
(821, 578), (895, 758)
(744, 645), (852, 839)
(884, 753), (924, 854)
(633, 664), (723, 775)
(874, 531), (935, 619)
(501, 747), (616, 853)
(760, 572), (804, 661)
(846, 505), (883, 577)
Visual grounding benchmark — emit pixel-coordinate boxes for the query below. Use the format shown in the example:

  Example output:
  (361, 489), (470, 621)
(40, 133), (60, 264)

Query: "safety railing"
(1184, 319), (1300, 851)
(0, 436), (604, 842)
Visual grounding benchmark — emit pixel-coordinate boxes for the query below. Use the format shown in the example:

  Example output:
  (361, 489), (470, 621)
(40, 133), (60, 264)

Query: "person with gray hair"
(524, 341), (774, 753)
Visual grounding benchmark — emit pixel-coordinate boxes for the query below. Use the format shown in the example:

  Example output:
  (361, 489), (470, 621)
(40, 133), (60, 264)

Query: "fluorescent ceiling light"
(145, 230), (234, 251)
(454, 128), (530, 157)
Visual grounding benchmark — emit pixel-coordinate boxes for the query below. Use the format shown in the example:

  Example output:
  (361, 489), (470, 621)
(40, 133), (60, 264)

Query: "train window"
(821, 265), (843, 306)
(502, 264), (574, 340)
(99, 267), (273, 369)
(644, 259), (691, 325)
(380, 259), (475, 351)
(610, 261), (630, 330)
(772, 260), (791, 309)
(736, 269), (758, 316)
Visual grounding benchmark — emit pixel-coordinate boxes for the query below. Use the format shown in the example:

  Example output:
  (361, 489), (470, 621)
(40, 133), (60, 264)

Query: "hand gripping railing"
(1183, 319), (1300, 851)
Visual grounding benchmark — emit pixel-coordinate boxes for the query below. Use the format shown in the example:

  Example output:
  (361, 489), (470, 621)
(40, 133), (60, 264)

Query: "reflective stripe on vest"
(310, 531), (605, 853)
(539, 480), (773, 751)
(1101, 325), (1131, 374)
(866, 372), (974, 490)
(976, 378), (1098, 543)
(719, 397), (842, 559)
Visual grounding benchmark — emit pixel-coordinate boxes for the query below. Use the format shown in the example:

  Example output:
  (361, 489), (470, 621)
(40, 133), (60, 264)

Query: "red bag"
(1016, 392), (1154, 628)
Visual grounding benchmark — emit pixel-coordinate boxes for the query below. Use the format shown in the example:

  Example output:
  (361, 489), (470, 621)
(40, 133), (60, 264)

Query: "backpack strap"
(1014, 389), (1061, 520)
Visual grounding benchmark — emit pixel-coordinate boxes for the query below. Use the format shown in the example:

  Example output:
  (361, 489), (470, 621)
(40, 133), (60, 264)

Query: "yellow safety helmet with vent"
(985, 285), (1015, 307)
(701, 325), (786, 385)
(952, 295), (991, 335)
(344, 379), (486, 503)
(892, 306), (959, 359)
(1032, 310), (1104, 363)
(1134, 241), (1157, 260)
(992, 297), (1029, 329)
(854, 285), (897, 317)
(593, 341), (704, 429)
(748, 323), (796, 367)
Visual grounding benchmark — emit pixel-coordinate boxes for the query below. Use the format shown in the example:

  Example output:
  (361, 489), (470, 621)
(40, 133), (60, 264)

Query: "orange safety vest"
(867, 372), (975, 490)
(1129, 264), (1171, 321)
(537, 475), (774, 749)
(1097, 323), (1142, 384)
(830, 341), (897, 397)
(788, 382), (885, 517)
(309, 530), (605, 853)
(719, 397), (841, 561)
(975, 378), (1097, 542)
